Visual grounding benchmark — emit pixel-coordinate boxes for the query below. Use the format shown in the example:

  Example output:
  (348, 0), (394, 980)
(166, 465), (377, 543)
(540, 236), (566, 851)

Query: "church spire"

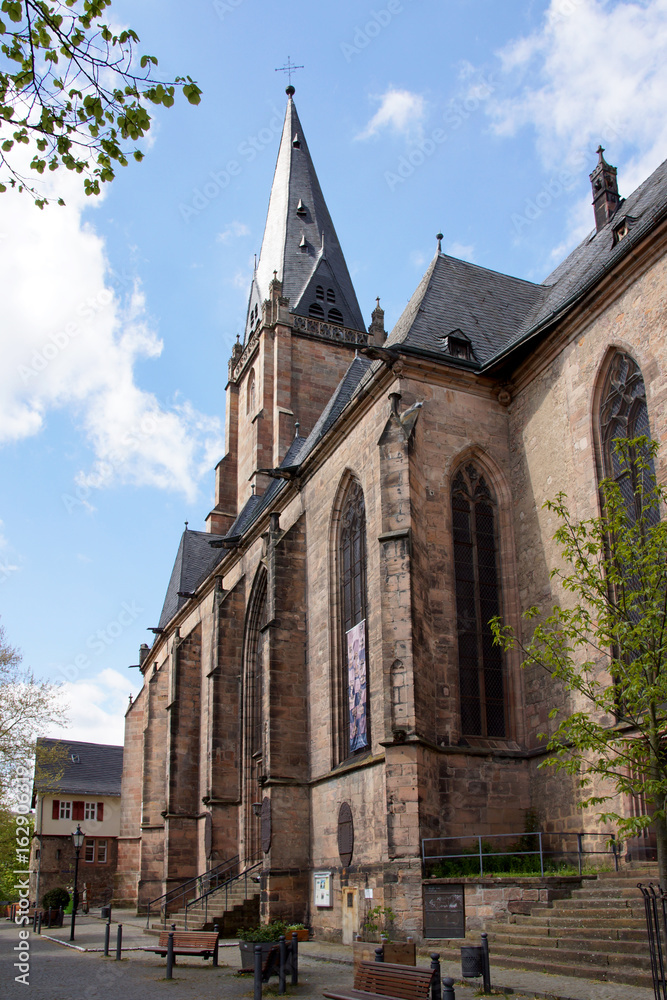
(244, 89), (365, 339)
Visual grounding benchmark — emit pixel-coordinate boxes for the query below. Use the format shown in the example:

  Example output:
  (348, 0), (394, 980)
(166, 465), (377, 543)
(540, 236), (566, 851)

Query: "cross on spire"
(275, 56), (304, 90)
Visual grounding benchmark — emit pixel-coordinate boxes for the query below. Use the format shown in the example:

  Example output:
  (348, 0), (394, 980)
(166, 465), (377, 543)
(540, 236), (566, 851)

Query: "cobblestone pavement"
(0, 912), (652, 1000)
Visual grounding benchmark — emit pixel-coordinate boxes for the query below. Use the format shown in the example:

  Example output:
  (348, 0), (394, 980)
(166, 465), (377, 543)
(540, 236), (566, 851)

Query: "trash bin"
(101, 906), (111, 920)
(461, 945), (484, 978)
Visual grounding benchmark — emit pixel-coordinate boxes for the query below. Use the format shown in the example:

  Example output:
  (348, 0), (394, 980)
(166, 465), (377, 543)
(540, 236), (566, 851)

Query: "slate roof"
(387, 155), (667, 370)
(385, 253), (545, 365)
(157, 528), (227, 630)
(34, 737), (123, 797)
(244, 93), (365, 339)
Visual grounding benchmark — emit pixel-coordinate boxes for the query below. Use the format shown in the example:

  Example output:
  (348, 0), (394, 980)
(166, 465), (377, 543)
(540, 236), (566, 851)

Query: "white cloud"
(48, 668), (140, 747)
(490, 0), (667, 189)
(0, 167), (224, 503)
(446, 242), (477, 263)
(356, 89), (426, 141)
(217, 221), (250, 243)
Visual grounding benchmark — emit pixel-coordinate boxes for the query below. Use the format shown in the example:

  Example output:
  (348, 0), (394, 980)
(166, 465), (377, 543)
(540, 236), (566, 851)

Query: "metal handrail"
(638, 882), (667, 1000)
(145, 854), (240, 928)
(421, 830), (619, 878)
(184, 852), (263, 930)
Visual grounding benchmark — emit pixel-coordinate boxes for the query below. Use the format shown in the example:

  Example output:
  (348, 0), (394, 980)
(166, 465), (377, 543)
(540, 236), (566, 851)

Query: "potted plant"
(237, 920), (288, 970)
(285, 922), (309, 942)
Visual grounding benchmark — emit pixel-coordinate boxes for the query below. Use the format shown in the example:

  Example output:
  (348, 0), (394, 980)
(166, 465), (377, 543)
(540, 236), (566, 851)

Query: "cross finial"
(275, 56), (304, 92)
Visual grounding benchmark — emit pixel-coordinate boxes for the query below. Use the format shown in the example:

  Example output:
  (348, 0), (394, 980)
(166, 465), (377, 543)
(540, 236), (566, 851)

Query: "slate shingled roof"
(157, 528), (227, 630)
(34, 737), (123, 797)
(385, 253), (545, 365)
(387, 155), (667, 369)
(244, 93), (365, 339)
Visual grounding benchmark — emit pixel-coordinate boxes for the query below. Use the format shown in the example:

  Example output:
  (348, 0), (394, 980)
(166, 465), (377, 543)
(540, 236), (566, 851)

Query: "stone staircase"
(152, 877), (260, 935)
(434, 865), (656, 989)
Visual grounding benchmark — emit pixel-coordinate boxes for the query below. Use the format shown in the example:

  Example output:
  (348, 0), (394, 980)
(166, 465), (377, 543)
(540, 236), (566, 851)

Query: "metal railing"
(421, 830), (619, 878)
(639, 882), (667, 1000)
(145, 854), (241, 928)
(184, 851), (262, 929)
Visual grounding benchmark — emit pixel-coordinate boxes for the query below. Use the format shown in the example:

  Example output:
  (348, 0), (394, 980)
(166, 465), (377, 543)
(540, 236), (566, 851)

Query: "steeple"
(244, 89), (365, 339)
(590, 146), (620, 231)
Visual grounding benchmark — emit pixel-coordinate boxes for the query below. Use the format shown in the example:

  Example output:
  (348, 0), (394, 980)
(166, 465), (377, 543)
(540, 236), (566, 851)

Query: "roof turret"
(244, 90), (365, 339)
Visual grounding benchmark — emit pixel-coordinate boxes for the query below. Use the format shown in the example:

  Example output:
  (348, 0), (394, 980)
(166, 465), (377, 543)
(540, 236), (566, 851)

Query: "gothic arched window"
(451, 464), (505, 738)
(598, 351), (654, 524)
(338, 479), (369, 759)
(247, 368), (256, 415)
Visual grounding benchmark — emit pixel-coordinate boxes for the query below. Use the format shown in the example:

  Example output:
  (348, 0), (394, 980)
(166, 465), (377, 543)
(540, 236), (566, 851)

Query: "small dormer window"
(326, 288), (336, 303)
(316, 285), (324, 300)
(296, 199), (306, 216)
(292, 134), (301, 149)
(328, 308), (344, 325)
(612, 218), (630, 245)
(441, 330), (473, 361)
(309, 302), (324, 319)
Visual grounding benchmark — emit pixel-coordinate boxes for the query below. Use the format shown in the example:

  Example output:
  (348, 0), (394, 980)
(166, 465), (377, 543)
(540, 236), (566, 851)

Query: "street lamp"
(70, 824), (84, 942)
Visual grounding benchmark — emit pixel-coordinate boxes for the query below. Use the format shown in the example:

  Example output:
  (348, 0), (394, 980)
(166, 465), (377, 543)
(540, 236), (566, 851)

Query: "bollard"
(279, 935), (286, 995)
(37, 911), (42, 935)
(481, 932), (491, 994)
(430, 953), (441, 1000)
(115, 923), (122, 961)
(33, 910), (38, 932)
(254, 943), (263, 1000)
(375, 946), (384, 962)
(291, 931), (299, 986)
(59, 906), (63, 928)
(442, 977), (456, 1000)
(103, 920), (110, 957)
(166, 931), (174, 980)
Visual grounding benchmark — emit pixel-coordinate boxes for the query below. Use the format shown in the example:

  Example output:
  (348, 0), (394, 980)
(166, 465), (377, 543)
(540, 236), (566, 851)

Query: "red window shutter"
(52, 800), (60, 820)
(73, 801), (84, 821)
(97, 802), (104, 821)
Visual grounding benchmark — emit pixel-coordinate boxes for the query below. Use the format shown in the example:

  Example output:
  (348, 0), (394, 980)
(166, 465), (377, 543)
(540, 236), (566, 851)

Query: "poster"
(346, 619), (368, 753)
(314, 872), (331, 907)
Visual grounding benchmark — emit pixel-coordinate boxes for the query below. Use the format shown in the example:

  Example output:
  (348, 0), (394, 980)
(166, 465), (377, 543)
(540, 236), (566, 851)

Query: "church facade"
(114, 87), (667, 940)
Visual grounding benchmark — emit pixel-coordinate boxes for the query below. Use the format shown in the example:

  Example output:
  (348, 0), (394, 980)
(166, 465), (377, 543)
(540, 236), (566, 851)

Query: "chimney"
(590, 146), (620, 231)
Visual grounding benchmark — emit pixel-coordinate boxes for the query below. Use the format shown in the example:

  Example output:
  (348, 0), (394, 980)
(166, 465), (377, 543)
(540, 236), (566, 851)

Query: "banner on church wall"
(347, 620), (368, 753)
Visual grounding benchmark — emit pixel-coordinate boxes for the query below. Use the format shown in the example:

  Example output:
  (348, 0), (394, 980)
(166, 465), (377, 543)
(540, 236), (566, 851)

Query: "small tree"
(492, 438), (667, 887)
(0, 619), (69, 803)
(0, 0), (201, 206)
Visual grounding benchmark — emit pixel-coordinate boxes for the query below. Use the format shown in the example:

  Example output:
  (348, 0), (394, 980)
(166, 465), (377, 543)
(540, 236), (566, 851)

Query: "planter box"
(352, 941), (416, 972)
(286, 928), (309, 942)
(238, 940), (294, 974)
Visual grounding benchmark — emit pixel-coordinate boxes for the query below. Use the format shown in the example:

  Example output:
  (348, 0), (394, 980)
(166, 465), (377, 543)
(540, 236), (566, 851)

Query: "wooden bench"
(323, 960), (435, 1000)
(143, 930), (219, 966)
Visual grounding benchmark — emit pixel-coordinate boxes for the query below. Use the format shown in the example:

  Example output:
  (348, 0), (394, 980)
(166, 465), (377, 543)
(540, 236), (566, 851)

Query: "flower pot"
(238, 940), (293, 974)
(287, 927), (309, 942)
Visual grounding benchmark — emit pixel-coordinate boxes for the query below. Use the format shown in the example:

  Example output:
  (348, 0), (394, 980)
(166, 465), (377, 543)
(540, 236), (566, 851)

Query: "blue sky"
(2, 0), (667, 746)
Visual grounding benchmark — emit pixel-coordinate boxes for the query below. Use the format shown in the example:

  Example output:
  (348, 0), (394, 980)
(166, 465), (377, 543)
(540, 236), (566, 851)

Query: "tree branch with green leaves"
(491, 437), (667, 885)
(0, 0), (201, 206)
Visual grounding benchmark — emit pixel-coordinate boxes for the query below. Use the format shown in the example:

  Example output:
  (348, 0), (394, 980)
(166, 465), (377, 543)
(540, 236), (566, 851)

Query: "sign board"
(423, 884), (465, 939)
(314, 871), (331, 908)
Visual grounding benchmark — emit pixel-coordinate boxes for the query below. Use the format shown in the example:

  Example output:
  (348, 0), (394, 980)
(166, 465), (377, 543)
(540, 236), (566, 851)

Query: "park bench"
(323, 959), (435, 1000)
(143, 930), (219, 966)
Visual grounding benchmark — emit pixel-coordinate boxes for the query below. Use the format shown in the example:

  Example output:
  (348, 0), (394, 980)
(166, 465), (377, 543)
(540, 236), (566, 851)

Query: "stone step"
(489, 941), (649, 972)
(523, 911), (645, 926)
(433, 944), (652, 989)
(501, 923), (646, 942)
(489, 929), (643, 954)
(553, 895), (643, 908)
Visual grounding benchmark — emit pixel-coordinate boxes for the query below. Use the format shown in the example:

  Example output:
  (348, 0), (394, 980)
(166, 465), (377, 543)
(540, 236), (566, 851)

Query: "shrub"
(237, 920), (288, 942)
(42, 887), (70, 910)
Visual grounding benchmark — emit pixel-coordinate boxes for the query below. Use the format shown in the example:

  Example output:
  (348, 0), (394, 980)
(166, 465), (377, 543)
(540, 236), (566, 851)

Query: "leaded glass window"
(452, 464), (505, 737)
(339, 479), (369, 758)
(599, 351), (655, 525)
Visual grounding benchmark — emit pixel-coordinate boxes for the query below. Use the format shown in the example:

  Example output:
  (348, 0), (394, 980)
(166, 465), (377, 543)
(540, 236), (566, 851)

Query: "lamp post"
(70, 824), (84, 942)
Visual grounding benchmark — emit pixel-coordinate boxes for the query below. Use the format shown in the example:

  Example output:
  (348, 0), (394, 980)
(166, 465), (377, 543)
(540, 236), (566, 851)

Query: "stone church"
(114, 85), (667, 940)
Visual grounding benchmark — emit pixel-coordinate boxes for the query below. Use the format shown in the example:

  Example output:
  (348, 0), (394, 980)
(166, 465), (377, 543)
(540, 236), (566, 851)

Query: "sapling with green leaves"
(491, 438), (667, 886)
